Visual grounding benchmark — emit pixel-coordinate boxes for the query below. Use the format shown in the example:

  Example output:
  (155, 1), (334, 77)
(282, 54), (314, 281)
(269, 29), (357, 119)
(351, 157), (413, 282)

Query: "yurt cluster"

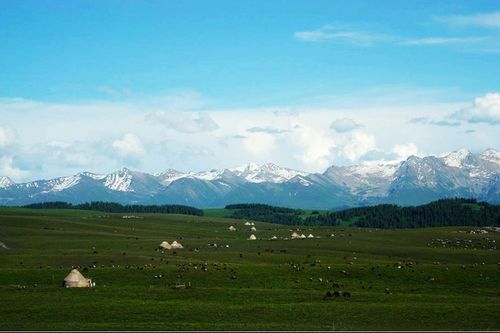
(61, 220), (318, 288)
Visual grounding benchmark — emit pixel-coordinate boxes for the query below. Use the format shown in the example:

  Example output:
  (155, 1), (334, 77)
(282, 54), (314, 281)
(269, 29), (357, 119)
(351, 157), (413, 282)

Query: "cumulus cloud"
(450, 92), (500, 125)
(242, 132), (277, 158)
(0, 156), (29, 180)
(330, 118), (362, 133)
(343, 131), (377, 161)
(291, 124), (336, 170)
(0, 89), (497, 180)
(0, 127), (17, 148)
(391, 143), (423, 160)
(112, 133), (146, 158)
(147, 110), (219, 133)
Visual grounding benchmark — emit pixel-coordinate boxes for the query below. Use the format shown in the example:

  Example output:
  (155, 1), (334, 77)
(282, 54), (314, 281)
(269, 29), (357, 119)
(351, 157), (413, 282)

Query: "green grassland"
(0, 208), (499, 330)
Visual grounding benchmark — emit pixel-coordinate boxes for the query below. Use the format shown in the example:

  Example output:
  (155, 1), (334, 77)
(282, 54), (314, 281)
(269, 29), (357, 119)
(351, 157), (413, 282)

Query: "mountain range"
(1, 148), (498, 209)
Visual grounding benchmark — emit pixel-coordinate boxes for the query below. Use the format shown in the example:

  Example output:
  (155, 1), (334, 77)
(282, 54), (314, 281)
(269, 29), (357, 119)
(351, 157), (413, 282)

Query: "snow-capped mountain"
(0, 149), (498, 208)
(231, 162), (308, 183)
(0, 176), (14, 188)
(324, 161), (401, 198)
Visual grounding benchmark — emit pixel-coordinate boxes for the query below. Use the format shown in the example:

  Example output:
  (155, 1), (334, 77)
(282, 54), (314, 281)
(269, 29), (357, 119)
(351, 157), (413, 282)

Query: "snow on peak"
(51, 175), (81, 192)
(190, 169), (225, 181)
(156, 169), (187, 185)
(348, 161), (400, 178)
(231, 162), (308, 183)
(480, 148), (500, 165)
(104, 169), (133, 192)
(442, 149), (472, 168)
(233, 162), (260, 173)
(0, 176), (14, 188)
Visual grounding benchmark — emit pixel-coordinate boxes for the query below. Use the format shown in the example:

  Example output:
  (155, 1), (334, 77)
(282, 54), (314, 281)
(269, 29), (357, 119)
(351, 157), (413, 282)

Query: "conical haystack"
(307, 234), (314, 238)
(228, 226), (237, 231)
(291, 232), (300, 239)
(250, 226), (257, 231)
(248, 234), (256, 240)
(244, 221), (251, 226)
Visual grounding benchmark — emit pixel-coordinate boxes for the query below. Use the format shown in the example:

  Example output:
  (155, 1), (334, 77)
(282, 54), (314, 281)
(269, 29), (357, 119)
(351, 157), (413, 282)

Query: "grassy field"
(0, 207), (499, 330)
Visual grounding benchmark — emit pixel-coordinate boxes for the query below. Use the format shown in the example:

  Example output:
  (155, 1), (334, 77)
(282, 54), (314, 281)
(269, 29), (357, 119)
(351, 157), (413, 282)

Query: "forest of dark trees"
(23, 201), (204, 216)
(225, 203), (308, 225)
(226, 199), (500, 228)
(346, 198), (500, 228)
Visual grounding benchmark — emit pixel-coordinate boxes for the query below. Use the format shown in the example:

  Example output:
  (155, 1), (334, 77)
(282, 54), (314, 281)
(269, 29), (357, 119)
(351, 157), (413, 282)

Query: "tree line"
(225, 203), (307, 225)
(225, 199), (500, 228)
(224, 203), (341, 226)
(349, 198), (499, 228)
(23, 201), (204, 216)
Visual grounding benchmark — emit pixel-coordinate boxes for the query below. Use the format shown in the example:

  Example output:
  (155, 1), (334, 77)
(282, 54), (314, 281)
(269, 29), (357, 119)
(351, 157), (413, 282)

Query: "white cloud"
(291, 124), (336, 170)
(0, 88), (497, 181)
(147, 110), (219, 133)
(391, 143), (423, 160)
(294, 24), (391, 45)
(247, 126), (290, 134)
(400, 36), (488, 46)
(451, 92), (500, 125)
(330, 118), (362, 133)
(435, 11), (500, 29)
(295, 23), (492, 50)
(242, 132), (276, 158)
(343, 131), (377, 161)
(112, 133), (146, 157)
(409, 117), (461, 127)
(0, 127), (17, 148)
(0, 156), (29, 181)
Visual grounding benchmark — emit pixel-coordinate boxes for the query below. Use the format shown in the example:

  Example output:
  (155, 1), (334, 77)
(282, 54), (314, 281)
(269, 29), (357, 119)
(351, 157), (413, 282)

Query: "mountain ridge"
(1, 149), (498, 208)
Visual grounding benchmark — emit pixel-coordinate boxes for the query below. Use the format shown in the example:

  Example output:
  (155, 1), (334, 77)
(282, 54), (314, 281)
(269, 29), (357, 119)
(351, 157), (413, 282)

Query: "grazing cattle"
(343, 291), (351, 298)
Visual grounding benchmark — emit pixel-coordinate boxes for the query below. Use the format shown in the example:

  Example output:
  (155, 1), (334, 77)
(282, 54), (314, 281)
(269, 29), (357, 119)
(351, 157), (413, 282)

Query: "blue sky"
(0, 0), (499, 181)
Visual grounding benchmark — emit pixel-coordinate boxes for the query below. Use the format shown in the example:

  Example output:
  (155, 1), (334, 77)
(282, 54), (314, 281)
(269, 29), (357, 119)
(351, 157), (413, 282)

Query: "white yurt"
(171, 241), (184, 249)
(159, 241), (172, 250)
(63, 269), (93, 288)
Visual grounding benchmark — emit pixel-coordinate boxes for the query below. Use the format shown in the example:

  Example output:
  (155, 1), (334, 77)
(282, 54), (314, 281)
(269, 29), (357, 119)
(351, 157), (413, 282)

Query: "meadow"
(0, 207), (499, 330)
